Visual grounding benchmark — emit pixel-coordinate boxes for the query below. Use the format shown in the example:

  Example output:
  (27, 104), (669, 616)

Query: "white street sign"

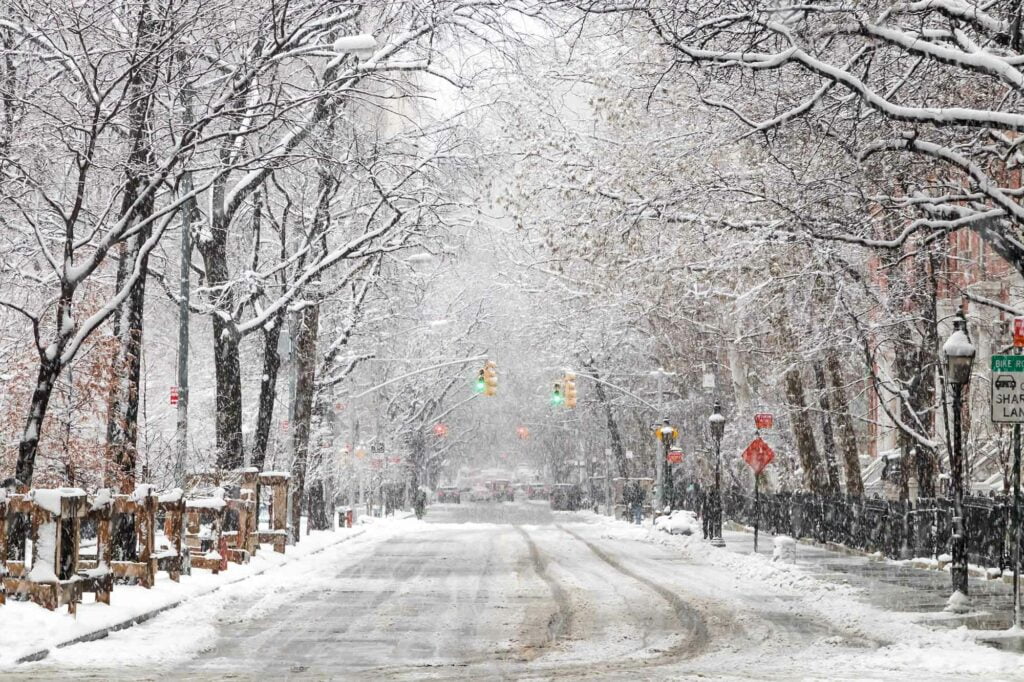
(992, 355), (1024, 423)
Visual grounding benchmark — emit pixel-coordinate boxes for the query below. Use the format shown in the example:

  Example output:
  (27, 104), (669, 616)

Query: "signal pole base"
(710, 536), (726, 548)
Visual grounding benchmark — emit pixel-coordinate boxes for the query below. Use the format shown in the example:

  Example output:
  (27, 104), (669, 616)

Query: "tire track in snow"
(556, 524), (710, 659)
(515, 527), (572, 645)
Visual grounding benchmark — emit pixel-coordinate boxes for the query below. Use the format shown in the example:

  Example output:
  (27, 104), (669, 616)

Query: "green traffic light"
(474, 375), (486, 393)
(550, 383), (564, 405)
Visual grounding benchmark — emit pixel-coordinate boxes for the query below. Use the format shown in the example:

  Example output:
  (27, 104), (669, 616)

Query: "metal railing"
(711, 488), (1015, 570)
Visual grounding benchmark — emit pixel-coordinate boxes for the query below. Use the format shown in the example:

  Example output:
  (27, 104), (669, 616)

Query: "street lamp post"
(709, 400), (726, 548)
(942, 309), (975, 610)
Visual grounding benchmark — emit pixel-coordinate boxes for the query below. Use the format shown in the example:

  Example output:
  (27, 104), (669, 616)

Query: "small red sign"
(754, 413), (774, 430)
(389, 456), (402, 465)
(433, 423), (448, 438)
(1015, 317), (1024, 348)
(280, 419), (290, 432)
(666, 448), (684, 464)
(742, 437), (775, 474)
(170, 386), (179, 407)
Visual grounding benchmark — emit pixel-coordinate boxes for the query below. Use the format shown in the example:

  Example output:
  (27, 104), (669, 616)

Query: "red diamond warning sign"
(742, 437), (775, 475)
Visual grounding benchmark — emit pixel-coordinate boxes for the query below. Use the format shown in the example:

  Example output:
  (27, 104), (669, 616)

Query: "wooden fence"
(0, 469), (295, 613)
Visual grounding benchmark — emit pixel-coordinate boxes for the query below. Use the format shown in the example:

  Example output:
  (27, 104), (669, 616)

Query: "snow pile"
(186, 487), (226, 510)
(90, 488), (112, 510)
(31, 488), (85, 515)
(132, 484), (156, 502)
(945, 590), (971, 614)
(653, 509), (697, 535)
(157, 488), (183, 504)
(772, 535), (796, 563)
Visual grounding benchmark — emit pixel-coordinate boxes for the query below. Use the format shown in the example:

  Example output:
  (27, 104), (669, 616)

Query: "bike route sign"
(991, 355), (1024, 423)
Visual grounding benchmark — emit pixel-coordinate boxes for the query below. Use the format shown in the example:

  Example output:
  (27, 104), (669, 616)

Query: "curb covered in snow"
(15, 529), (367, 665)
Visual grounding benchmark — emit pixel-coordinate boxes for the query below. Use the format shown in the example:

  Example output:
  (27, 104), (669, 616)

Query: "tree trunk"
(105, 207), (153, 494)
(199, 215), (245, 470)
(104, 0), (157, 497)
(289, 302), (320, 542)
(307, 480), (329, 530)
(783, 365), (829, 493)
(582, 358), (628, 478)
(826, 352), (864, 497)
(251, 310), (285, 470)
(812, 362), (841, 495)
(15, 354), (63, 486)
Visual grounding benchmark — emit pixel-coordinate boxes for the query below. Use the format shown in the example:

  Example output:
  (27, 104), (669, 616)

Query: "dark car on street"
(550, 483), (582, 511)
(436, 486), (461, 503)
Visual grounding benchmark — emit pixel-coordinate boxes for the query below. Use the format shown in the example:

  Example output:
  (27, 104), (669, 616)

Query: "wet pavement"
(720, 527), (1023, 645)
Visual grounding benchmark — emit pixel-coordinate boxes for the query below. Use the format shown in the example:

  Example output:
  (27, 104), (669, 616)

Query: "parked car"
(654, 509), (697, 535)
(488, 479), (514, 502)
(550, 483), (582, 511)
(526, 484), (549, 500)
(469, 486), (493, 502)
(436, 486), (461, 503)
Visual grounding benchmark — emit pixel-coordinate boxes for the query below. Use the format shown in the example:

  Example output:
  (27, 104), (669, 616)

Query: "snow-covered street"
(11, 502), (1022, 681)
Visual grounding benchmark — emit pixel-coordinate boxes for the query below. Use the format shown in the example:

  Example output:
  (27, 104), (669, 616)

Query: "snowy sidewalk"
(718, 525), (1022, 644)
(0, 517), (407, 669)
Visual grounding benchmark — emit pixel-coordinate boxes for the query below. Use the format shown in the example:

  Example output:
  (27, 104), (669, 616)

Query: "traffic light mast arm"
(572, 371), (661, 413)
(351, 354), (488, 400)
(428, 392), (482, 427)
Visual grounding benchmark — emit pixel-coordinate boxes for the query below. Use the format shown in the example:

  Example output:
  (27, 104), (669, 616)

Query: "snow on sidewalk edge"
(13, 529), (366, 666)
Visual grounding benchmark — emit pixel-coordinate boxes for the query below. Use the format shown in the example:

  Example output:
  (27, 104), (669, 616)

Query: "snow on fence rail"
(0, 469), (293, 614)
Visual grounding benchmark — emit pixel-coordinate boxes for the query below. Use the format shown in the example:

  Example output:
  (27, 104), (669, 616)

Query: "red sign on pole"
(1015, 317), (1024, 348)
(280, 419), (290, 432)
(666, 448), (684, 464)
(742, 437), (775, 474)
(170, 386), (179, 407)
(754, 413), (773, 430)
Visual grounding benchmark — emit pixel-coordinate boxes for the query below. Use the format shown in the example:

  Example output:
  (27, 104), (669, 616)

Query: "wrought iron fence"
(717, 488), (1017, 571)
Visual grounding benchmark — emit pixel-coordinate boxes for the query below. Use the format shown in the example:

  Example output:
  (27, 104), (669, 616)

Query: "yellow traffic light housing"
(564, 372), (577, 408)
(483, 360), (498, 397)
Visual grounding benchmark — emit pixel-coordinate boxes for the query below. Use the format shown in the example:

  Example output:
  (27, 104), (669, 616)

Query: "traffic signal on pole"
(564, 372), (577, 408)
(474, 369), (486, 393)
(550, 382), (564, 406)
(483, 360), (497, 396)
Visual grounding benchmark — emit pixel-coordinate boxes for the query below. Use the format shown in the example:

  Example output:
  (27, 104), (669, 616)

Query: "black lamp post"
(709, 400), (726, 547)
(942, 308), (975, 608)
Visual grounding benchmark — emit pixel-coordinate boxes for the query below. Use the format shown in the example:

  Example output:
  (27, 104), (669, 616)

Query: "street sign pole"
(754, 472), (760, 554)
(991, 348), (1024, 628)
(1014, 421), (1021, 630)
